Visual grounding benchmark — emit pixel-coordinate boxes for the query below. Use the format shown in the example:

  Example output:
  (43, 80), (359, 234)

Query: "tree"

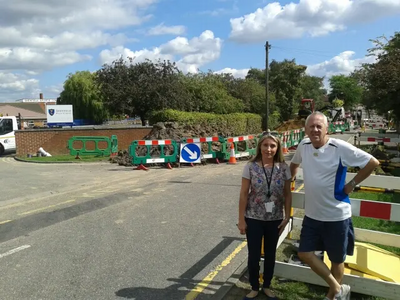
(363, 33), (400, 127)
(245, 68), (265, 85)
(96, 58), (187, 125)
(269, 59), (307, 121)
(181, 72), (244, 114)
(59, 71), (108, 123)
(332, 99), (344, 108)
(328, 75), (363, 109)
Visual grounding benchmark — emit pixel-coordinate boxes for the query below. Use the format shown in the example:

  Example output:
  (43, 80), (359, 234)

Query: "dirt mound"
(275, 119), (305, 132)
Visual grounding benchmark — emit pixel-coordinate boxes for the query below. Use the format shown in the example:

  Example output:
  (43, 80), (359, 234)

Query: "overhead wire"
(271, 45), (337, 58)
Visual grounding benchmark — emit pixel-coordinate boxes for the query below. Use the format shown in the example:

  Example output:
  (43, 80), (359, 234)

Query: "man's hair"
(305, 111), (328, 127)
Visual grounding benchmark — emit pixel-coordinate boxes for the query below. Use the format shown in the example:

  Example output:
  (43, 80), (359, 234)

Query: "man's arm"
(290, 162), (300, 181)
(344, 157), (380, 194)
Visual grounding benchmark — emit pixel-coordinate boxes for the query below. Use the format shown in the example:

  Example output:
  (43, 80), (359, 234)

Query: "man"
(290, 112), (379, 300)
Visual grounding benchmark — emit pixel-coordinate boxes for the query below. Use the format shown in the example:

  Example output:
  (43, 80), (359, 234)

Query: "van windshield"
(0, 118), (13, 135)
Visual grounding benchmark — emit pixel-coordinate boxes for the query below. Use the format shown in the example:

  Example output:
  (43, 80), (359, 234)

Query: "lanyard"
(261, 159), (274, 198)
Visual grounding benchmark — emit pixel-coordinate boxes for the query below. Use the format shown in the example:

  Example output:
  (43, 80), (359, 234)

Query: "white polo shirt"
(291, 137), (373, 222)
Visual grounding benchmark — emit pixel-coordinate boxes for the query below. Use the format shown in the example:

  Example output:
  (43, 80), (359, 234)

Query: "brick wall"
(16, 127), (152, 156)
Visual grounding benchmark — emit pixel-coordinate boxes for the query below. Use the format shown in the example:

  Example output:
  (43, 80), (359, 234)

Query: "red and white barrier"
(351, 199), (400, 222)
(292, 129), (301, 146)
(186, 137), (219, 143)
(185, 136), (220, 159)
(359, 136), (400, 143)
(226, 135), (254, 143)
(226, 135), (256, 158)
(138, 140), (172, 146)
(136, 139), (174, 168)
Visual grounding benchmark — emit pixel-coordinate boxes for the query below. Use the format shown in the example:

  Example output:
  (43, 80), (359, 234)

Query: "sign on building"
(46, 105), (73, 126)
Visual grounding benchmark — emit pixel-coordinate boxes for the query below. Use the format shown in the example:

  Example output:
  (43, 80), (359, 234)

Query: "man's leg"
(298, 252), (341, 299)
(331, 262), (345, 284)
(298, 217), (341, 300)
(324, 218), (354, 300)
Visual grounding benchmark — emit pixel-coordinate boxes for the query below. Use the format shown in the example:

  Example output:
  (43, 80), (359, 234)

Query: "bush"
(150, 109), (262, 136)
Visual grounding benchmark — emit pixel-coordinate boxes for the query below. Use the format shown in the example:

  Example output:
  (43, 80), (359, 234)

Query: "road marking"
(295, 184), (304, 192)
(0, 245), (31, 259)
(347, 135), (355, 143)
(185, 241), (247, 300)
(0, 220), (12, 225)
(19, 200), (76, 216)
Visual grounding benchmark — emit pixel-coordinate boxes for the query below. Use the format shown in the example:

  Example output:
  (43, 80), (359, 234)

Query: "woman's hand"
(278, 218), (290, 236)
(237, 219), (247, 235)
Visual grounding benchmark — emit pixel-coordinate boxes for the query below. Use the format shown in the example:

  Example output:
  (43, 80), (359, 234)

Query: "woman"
(238, 134), (292, 300)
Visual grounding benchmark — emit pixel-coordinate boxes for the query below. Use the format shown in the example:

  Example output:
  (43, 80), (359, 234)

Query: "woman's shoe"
(243, 290), (259, 299)
(262, 288), (279, 299)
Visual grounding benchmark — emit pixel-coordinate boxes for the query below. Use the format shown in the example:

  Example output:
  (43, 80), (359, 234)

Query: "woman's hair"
(250, 134), (284, 163)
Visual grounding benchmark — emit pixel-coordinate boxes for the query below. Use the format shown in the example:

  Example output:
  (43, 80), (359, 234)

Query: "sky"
(0, 0), (399, 102)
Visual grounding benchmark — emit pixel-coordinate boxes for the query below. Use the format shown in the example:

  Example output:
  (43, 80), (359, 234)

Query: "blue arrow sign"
(180, 143), (201, 163)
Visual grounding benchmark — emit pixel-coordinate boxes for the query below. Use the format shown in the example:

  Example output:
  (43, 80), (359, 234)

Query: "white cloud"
(306, 50), (376, 88)
(100, 30), (223, 73)
(147, 23), (186, 36)
(214, 68), (249, 78)
(0, 0), (157, 101)
(0, 0), (155, 72)
(0, 72), (40, 101)
(229, 0), (400, 43)
(0, 48), (91, 72)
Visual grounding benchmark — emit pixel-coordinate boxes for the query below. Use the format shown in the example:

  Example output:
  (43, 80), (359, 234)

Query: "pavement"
(0, 133), (357, 300)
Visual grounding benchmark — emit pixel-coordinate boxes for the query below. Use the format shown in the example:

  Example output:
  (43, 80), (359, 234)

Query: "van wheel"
(0, 144), (4, 156)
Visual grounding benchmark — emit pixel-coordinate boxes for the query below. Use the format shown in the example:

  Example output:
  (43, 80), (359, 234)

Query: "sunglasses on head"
(262, 131), (279, 137)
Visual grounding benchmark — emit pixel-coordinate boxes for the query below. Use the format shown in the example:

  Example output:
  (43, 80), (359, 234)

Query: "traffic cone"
(228, 143), (237, 164)
(282, 135), (289, 154)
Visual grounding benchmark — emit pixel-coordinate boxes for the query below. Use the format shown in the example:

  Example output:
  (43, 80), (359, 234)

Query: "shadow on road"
(115, 236), (246, 299)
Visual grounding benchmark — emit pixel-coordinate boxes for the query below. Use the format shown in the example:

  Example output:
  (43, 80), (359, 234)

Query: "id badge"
(265, 202), (274, 213)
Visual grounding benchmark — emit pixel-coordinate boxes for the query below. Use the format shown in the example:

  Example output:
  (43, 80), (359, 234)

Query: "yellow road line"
(19, 200), (76, 216)
(185, 241), (247, 300)
(0, 220), (12, 225)
(295, 184), (304, 192)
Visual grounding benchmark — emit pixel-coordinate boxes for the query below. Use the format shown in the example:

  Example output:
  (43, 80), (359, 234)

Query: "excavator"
(298, 98), (345, 123)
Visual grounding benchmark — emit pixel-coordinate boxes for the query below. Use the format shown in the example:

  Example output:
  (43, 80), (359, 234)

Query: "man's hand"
(344, 183), (355, 195)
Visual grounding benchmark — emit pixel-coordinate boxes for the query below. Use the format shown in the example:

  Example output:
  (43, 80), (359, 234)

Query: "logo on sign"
(48, 109), (55, 116)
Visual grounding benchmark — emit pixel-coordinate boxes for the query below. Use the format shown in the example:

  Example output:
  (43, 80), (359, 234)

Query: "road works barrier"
(356, 132), (400, 146)
(129, 139), (178, 170)
(219, 135), (257, 161)
(67, 135), (118, 157)
(128, 127), (307, 170)
(181, 136), (221, 163)
(263, 170), (400, 300)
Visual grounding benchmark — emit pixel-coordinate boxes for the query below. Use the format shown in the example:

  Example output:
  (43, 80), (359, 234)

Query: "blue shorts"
(298, 216), (355, 263)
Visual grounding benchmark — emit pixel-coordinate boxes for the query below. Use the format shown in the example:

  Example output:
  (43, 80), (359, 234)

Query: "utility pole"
(265, 41), (271, 131)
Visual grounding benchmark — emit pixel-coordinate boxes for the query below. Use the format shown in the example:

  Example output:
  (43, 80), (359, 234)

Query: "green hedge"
(150, 109), (262, 136)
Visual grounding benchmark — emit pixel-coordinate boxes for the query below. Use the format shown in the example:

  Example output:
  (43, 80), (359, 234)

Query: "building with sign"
(0, 94), (56, 128)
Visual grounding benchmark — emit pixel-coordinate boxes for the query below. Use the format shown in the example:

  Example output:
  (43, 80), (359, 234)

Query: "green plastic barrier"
(129, 139), (178, 166)
(111, 135), (118, 155)
(220, 135), (258, 161)
(68, 136), (117, 156)
(181, 136), (220, 162)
